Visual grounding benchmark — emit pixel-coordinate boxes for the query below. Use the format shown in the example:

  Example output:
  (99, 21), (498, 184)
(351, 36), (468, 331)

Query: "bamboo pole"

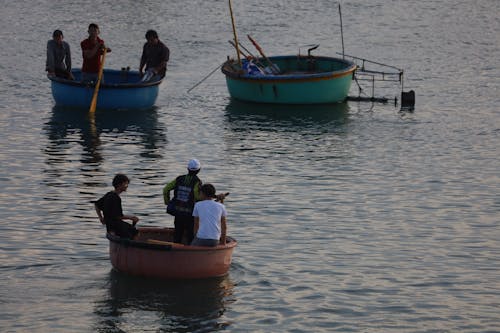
(228, 0), (242, 68)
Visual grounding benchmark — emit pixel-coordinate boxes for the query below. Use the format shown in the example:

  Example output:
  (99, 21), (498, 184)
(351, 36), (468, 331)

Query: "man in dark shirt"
(95, 174), (139, 239)
(139, 30), (169, 81)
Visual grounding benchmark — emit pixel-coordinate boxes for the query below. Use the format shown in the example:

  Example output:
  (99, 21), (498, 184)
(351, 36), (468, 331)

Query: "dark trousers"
(107, 221), (138, 239)
(54, 68), (73, 80)
(174, 216), (194, 244)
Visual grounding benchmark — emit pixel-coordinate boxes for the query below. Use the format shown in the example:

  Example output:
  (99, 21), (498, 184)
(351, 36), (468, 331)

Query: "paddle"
(228, 40), (266, 70)
(147, 239), (185, 249)
(89, 48), (107, 114)
(247, 35), (279, 74)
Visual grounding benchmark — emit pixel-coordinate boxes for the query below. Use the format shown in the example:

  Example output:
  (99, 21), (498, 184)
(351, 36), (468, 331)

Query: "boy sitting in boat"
(94, 174), (139, 239)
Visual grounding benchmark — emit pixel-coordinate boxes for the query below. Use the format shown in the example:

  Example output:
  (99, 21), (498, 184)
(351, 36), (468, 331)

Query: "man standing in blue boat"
(95, 174), (139, 239)
(139, 29), (169, 82)
(163, 159), (202, 244)
(81, 23), (111, 82)
(46, 29), (74, 80)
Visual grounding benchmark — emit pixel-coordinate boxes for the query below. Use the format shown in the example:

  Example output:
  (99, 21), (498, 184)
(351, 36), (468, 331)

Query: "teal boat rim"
(221, 55), (357, 81)
(48, 69), (164, 89)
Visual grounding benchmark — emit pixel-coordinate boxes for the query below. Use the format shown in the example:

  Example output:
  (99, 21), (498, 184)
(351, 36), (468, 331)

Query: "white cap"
(187, 159), (201, 171)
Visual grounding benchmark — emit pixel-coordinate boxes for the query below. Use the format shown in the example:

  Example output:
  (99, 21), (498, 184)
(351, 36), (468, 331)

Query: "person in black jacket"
(163, 159), (203, 244)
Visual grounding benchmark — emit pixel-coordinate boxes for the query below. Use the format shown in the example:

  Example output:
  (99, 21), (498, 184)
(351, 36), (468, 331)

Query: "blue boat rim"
(48, 69), (163, 88)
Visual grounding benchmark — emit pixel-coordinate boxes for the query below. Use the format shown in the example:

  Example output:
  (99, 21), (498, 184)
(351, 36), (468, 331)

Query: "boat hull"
(107, 227), (237, 279)
(49, 69), (163, 110)
(222, 55), (356, 104)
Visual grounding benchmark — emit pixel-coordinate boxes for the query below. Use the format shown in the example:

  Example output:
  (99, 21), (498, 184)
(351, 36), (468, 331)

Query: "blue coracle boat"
(48, 69), (163, 109)
(221, 55), (356, 104)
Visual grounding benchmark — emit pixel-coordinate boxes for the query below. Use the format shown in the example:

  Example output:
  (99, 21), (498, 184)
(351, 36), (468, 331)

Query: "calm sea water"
(1, 0), (499, 332)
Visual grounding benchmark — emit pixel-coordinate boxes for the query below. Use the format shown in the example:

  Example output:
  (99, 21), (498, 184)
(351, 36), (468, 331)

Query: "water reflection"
(224, 99), (350, 133)
(43, 106), (167, 166)
(94, 270), (235, 332)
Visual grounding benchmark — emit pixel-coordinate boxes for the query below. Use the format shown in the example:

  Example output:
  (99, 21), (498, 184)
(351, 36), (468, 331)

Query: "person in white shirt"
(191, 184), (227, 247)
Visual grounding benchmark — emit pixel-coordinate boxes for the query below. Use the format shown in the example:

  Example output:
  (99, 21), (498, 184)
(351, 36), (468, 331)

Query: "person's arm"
(162, 179), (176, 205)
(220, 216), (227, 245)
(193, 181), (202, 202)
(154, 45), (169, 74)
(65, 42), (72, 71)
(139, 44), (147, 75)
(46, 41), (55, 74)
(94, 202), (105, 225)
(83, 39), (110, 60)
(193, 216), (200, 235)
(82, 42), (101, 59)
(122, 214), (139, 226)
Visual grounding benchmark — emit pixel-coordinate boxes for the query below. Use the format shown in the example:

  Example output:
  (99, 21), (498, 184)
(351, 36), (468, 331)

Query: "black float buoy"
(401, 90), (415, 108)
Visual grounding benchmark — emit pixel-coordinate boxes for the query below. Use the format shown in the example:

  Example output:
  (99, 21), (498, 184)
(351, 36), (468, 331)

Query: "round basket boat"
(48, 69), (163, 110)
(106, 227), (237, 279)
(221, 55), (356, 104)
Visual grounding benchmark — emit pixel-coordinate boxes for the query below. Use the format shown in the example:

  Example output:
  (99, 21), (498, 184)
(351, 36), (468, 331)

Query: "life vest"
(172, 174), (200, 216)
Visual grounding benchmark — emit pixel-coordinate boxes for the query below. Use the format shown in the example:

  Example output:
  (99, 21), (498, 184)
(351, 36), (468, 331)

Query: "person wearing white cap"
(162, 159), (203, 244)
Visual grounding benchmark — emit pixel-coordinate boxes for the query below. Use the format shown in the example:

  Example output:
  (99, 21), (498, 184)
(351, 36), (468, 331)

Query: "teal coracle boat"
(221, 55), (357, 104)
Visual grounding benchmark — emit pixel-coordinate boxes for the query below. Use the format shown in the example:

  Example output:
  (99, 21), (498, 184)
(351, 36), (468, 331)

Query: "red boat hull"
(107, 227), (237, 279)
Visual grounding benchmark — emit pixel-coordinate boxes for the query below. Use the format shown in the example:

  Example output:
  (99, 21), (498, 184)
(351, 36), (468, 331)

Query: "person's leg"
(140, 69), (154, 82)
(117, 221), (138, 239)
(54, 68), (74, 80)
(81, 72), (98, 83)
(191, 237), (218, 247)
(185, 217), (195, 244)
(173, 216), (184, 243)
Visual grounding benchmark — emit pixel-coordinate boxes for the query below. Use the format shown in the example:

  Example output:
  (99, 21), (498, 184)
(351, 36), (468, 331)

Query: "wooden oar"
(228, 0), (242, 68)
(89, 49), (107, 114)
(228, 40), (266, 69)
(228, 41), (266, 73)
(247, 35), (279, 74)
(339, 3), (345, 59)
(147, 239), (185, 249)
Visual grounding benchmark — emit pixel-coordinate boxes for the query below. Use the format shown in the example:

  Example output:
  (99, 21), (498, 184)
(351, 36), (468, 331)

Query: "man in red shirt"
(80, 23), (111, 82)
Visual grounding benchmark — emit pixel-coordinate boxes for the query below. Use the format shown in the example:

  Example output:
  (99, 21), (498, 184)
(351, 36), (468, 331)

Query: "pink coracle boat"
(106, 227), (237, 279)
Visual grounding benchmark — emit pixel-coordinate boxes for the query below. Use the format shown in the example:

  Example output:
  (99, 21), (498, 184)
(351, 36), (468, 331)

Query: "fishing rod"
(187, 62), (224, 93)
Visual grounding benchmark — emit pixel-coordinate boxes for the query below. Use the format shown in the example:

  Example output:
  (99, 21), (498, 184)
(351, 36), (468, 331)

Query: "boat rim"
(221, 55), (357, 80)
(106, 231), (237, 252)
(48, 68), (164, 88)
